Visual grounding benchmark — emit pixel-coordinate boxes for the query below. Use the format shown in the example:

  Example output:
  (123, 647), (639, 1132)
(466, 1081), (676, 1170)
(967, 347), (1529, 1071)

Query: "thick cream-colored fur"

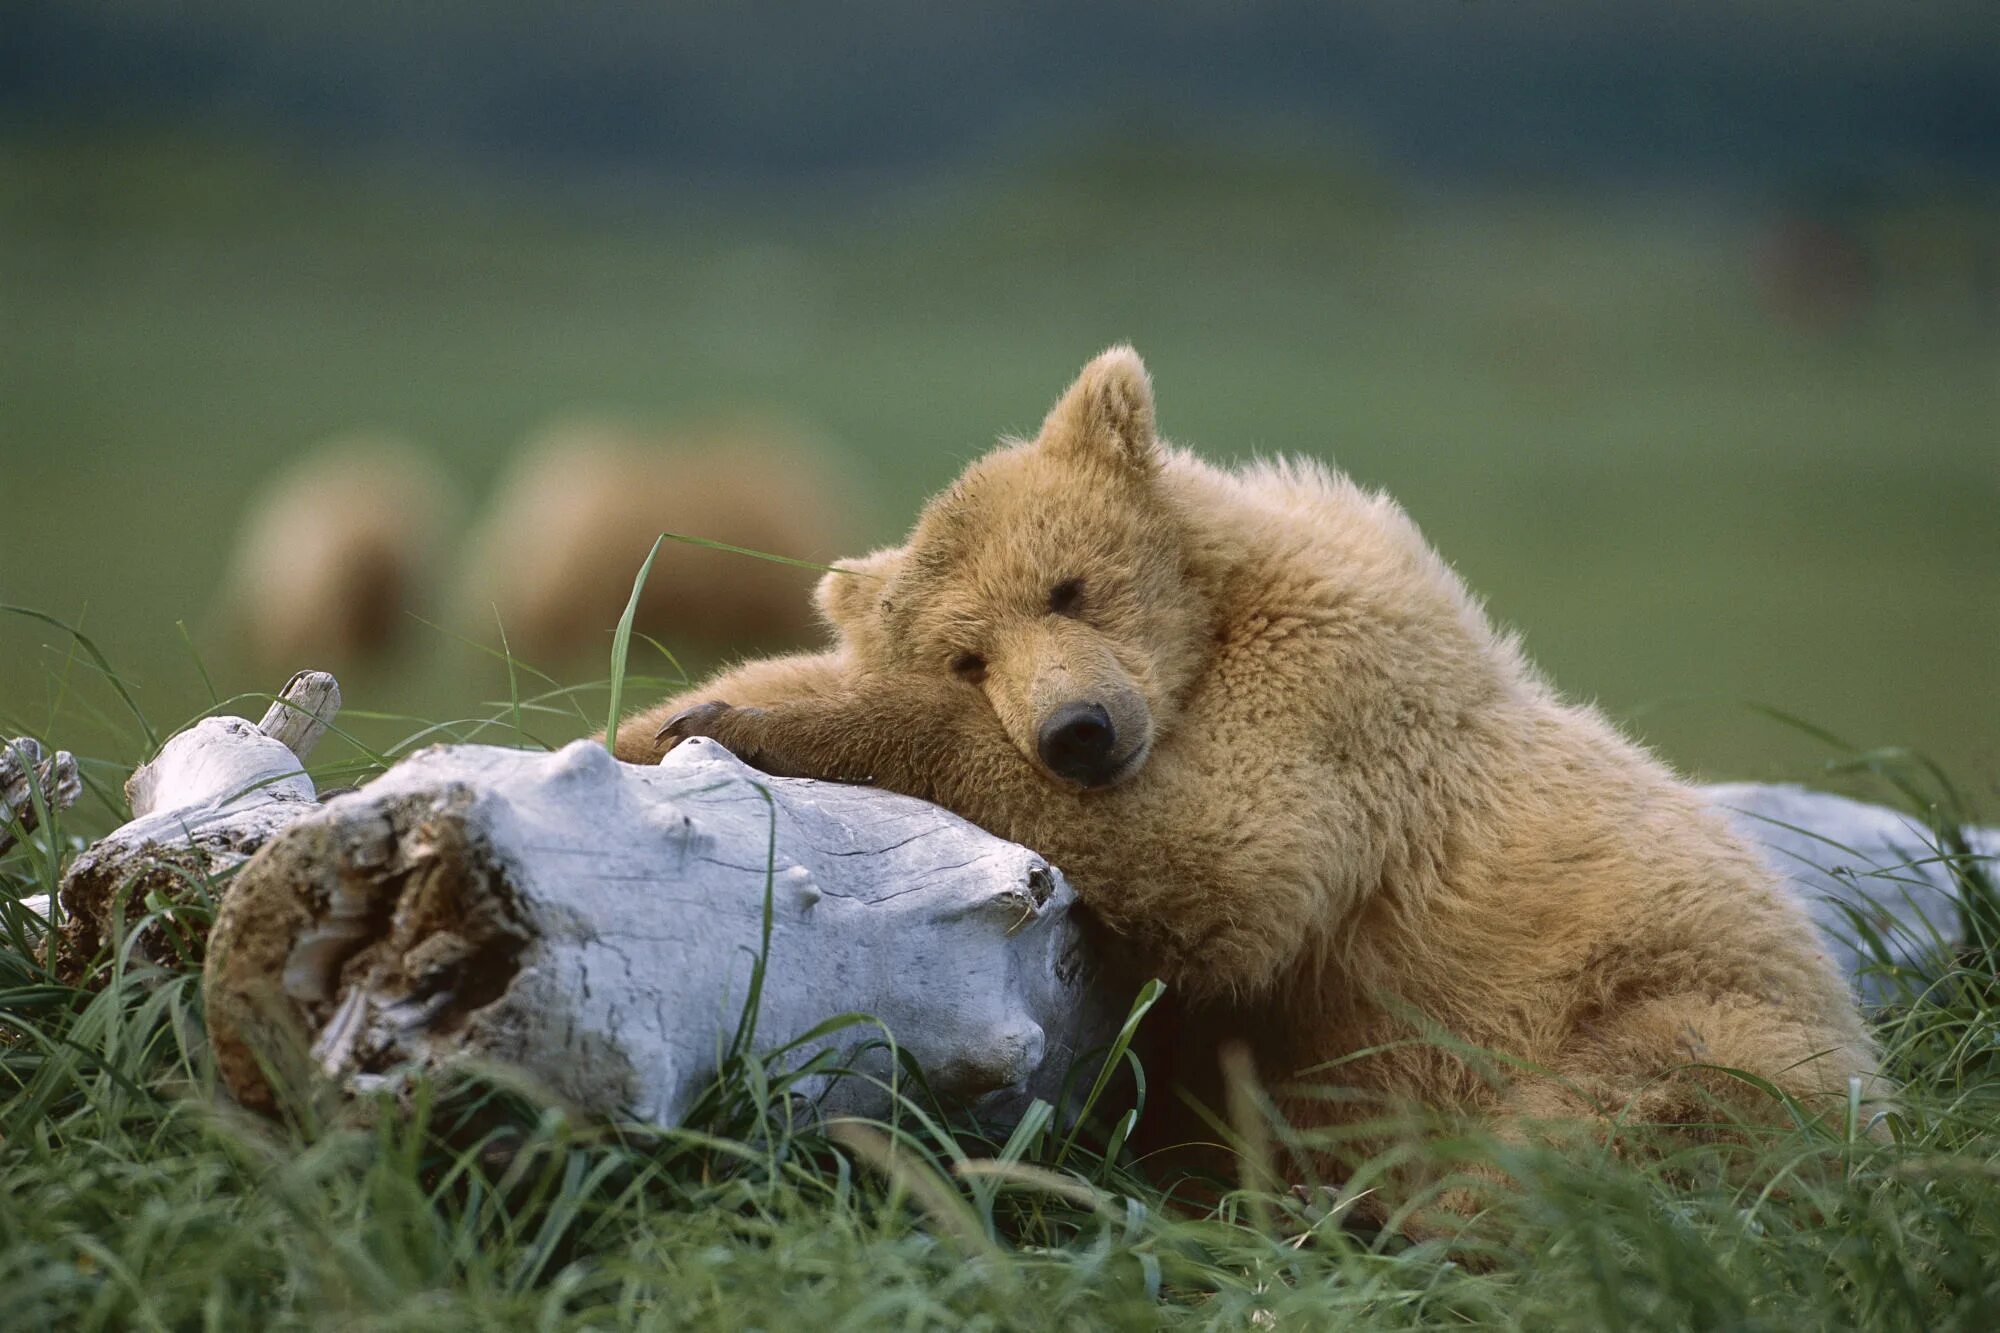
(621, 348), (1879, 1191)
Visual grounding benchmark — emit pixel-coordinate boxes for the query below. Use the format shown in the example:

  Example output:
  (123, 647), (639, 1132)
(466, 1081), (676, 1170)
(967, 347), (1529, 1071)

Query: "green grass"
(4, 656), (2000, 1329)
(0, 132), (1994, 786)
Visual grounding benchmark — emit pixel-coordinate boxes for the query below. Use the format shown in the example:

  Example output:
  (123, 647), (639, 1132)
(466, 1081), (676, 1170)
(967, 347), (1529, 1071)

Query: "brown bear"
(215, 434), (456, 673)
(461, 415), (862, 665)
(618, 347), (1879, 1193)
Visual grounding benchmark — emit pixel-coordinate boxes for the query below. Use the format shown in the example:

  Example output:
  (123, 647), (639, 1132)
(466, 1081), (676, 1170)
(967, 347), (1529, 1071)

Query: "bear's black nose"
(1038, 702), (1119, 787)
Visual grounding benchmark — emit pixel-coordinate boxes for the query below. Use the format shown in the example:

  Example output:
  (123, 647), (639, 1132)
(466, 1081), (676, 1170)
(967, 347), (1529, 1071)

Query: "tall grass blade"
(602, 534), (665, 755)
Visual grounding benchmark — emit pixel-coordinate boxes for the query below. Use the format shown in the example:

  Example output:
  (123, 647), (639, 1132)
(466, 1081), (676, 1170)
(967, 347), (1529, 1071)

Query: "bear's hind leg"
(1531, 992), (1877, 1138)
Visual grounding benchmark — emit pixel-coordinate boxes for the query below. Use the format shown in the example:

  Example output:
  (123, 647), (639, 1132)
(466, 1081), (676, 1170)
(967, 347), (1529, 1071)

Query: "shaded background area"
(2, 1), (1994, 798)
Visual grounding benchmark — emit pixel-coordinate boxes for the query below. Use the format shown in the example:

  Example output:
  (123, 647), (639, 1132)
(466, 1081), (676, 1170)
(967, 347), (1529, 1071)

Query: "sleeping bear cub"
(620, 347), (1877, 1189)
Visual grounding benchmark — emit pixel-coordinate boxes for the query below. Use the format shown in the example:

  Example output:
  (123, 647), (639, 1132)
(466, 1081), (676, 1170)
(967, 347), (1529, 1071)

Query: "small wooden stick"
(255, 670), (342, 761)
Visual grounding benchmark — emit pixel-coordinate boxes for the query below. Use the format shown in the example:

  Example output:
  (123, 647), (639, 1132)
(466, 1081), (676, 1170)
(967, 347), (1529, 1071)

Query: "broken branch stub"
(1, 736), (81, 857)
(254, 670), (342, 762)
(205, 737), (1113, 1125)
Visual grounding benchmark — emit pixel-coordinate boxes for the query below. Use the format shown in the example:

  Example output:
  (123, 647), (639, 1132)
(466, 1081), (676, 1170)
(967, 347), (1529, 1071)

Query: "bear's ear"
(814, 545), (905, 635)
(1037, 344), (1159, 477)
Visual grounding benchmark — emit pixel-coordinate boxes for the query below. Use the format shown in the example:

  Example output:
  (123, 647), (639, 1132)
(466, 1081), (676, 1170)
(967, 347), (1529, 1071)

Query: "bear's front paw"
(654, 701), (796, 773)
(656, 700), (741, 744)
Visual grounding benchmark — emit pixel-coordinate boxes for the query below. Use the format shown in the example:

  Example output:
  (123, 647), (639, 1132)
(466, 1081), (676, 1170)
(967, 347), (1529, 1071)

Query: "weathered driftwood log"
(1, 736), (81, 857)
(55, 671), (340, 972)
(52, 673), (1995, 1129)
(204, 736), (1109, 1125)
(1707, 782), (1999, 1005)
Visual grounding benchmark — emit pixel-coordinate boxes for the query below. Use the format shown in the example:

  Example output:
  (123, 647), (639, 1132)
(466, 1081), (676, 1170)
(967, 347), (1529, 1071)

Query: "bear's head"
(816, 347), (1210, 790)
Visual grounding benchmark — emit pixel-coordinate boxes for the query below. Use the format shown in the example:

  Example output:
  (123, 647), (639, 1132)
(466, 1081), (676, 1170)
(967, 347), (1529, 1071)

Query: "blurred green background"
(2, 2), (1994, 803)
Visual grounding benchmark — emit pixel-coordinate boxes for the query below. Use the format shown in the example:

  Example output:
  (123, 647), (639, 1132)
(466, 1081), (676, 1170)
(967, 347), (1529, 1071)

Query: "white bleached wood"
(1706, 783), (1999, 1005)
(205, 737), (1112, 1124)
(254, 670), (343, 762)
(118, 715), (314, 823)
(111, 669), (337, 825)
(1, 736), (81, 857)
(53, 674), (338, 963)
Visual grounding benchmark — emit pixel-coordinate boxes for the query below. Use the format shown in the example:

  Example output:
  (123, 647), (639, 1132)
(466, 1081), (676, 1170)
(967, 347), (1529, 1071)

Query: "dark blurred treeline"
(7, 0), (1995, 191)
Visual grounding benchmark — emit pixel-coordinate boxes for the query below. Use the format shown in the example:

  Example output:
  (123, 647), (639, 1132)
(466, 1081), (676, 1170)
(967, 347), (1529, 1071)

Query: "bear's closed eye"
(1048, 577), (1085, 616)
(951, 652), (988, 684)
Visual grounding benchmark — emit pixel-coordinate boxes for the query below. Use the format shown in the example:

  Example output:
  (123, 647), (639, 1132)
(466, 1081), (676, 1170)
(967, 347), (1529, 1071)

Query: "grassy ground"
(1, 133), (1995, 788)
(3, 678), (1999, 1329)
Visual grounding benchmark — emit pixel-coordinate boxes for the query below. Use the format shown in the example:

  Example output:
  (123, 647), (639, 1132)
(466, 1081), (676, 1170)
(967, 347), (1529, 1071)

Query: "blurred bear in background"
(215, 434), (458, 674)
(459, 416), (862, 666)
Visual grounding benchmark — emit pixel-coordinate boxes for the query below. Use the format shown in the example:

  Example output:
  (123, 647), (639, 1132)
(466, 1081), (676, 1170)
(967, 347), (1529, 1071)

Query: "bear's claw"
(657, 700), (734, 742)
